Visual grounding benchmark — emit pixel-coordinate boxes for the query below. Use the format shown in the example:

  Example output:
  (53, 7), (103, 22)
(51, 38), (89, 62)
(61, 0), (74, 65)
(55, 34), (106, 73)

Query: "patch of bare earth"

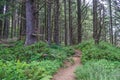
(52, 50), (82, 80)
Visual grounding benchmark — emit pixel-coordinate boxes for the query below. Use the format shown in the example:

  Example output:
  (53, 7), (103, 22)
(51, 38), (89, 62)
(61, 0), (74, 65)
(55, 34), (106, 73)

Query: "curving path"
(52, 50), (81, 80)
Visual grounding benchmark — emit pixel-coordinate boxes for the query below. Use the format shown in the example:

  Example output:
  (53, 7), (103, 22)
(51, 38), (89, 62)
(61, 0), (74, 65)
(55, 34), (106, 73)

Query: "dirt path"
(52, 50), (81, 80)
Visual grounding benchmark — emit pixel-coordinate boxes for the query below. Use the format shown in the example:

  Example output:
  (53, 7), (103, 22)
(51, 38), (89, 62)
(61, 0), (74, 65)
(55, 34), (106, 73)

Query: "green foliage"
(0, 41), (74, 80)
(0, 60), (61, 80)
(75, 60), (120, 80)
(0, 41), (74, 62)
(76, 41), (120, 64)
(75, 41), (120, 80)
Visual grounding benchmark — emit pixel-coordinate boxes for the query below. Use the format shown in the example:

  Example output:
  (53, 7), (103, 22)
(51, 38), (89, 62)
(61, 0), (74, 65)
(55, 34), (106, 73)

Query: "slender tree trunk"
(96, 4), (103, 44)
(102, 6), (107, 42)
(0, 5), (3, 39)
(34, 0), (40, 41)
(45, 2), (48, 41)
(47, 0), (52, 45)
(53, 0), (60, 45)
(93, 0), (98, 44)
(13, 10), (17, 37)
(69, 0), (73, 45)
(25, 0), (37, 45)
(77, 0), (82, 43)
(19, 2), (26, 40)
(64, 0), (67, 45)
(3, 4), (9, 39)
(114, 1), (117, 45)
(109, 0), (113, 44)
(114, 31), (117, 45)
(11, 15), (14, 38)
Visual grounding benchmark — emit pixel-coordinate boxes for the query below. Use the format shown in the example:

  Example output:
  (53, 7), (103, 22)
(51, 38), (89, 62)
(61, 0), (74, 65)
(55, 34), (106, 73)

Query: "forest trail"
(52, 50), (82, 80)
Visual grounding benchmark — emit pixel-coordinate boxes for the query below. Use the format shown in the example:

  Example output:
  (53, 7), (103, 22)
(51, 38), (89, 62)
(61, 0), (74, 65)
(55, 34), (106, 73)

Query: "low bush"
(0, 41), (74, 80)
(76, 41), (120, 64)
(0, 60), (61, 80)
(75, 59), (120, 80)
(0, 41), (74, 62)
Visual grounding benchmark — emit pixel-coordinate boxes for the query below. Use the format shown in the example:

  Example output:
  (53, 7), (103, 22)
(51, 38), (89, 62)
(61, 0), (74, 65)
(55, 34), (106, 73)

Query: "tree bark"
(109, 0), (113, 44)
(53, 0), (60, 45)
(93, 0), (98, 44)
(64, 0), (68, 45)
(69, 0), (73, 45)
(47, 0), (52, 45)
(77, 0), (82, 43)
(3, 3), (9, 39)
(25, 0), (37, 45)
(0, 5), (3, 39)
(19, 1), (26, 40)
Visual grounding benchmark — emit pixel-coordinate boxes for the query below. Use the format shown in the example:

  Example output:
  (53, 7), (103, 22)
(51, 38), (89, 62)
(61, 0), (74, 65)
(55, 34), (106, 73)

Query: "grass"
(75, 41), (120, 80)
(75, 60), (120, 80)
(75, 41), (120, 64)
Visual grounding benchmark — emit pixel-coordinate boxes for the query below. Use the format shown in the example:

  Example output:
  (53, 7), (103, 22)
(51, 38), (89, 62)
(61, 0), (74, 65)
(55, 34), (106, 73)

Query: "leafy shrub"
(75, 60), (120, 80)
(64, 46), (75, 56)
(0, 60), (61, 80)
(0, 41), (75, 80)
(76, 41), (120, 64)
(0, 41), (74, 62)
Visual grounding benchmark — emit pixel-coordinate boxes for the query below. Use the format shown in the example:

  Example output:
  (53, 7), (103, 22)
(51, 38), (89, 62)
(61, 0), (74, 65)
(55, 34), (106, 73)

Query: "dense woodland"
(0, 0), (120, 80)
(0, 0), (119, 46)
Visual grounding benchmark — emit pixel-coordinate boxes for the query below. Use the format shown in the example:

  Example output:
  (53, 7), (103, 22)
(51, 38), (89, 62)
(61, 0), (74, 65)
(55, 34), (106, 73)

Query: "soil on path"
(52, 50), (82, 80)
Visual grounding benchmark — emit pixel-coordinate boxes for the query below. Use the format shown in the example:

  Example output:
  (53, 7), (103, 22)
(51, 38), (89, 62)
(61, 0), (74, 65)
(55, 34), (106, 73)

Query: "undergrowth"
(0, 60), (61, 80)
(75, 59), (120, 80)
(0, 41), (74, 62)
(76, 41), (120, 63)
(0, 41), (74, 80)
(75, 41), (120, 80)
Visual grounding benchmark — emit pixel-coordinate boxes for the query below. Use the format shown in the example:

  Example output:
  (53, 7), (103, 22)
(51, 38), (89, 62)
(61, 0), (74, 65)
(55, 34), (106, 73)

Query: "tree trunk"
(53, 0), (60, 45)
(25, 0), (37, 45)
(19, 2), (26, 40)
(93, 0), (98, 44)
(0, 5), (3, 39)
(77, 0), (82, 43)
(44, 2), (48, 41)
(64, 0), (68, 45)
(47, 0), (52, 45)
(109, 0), (113, 44)
(69, 0), (73, 45)
(3, 4), (9, 39)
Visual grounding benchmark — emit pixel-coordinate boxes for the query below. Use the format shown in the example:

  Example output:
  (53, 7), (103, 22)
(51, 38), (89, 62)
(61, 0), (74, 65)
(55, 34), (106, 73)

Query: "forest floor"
(52, 50), (82, 80)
